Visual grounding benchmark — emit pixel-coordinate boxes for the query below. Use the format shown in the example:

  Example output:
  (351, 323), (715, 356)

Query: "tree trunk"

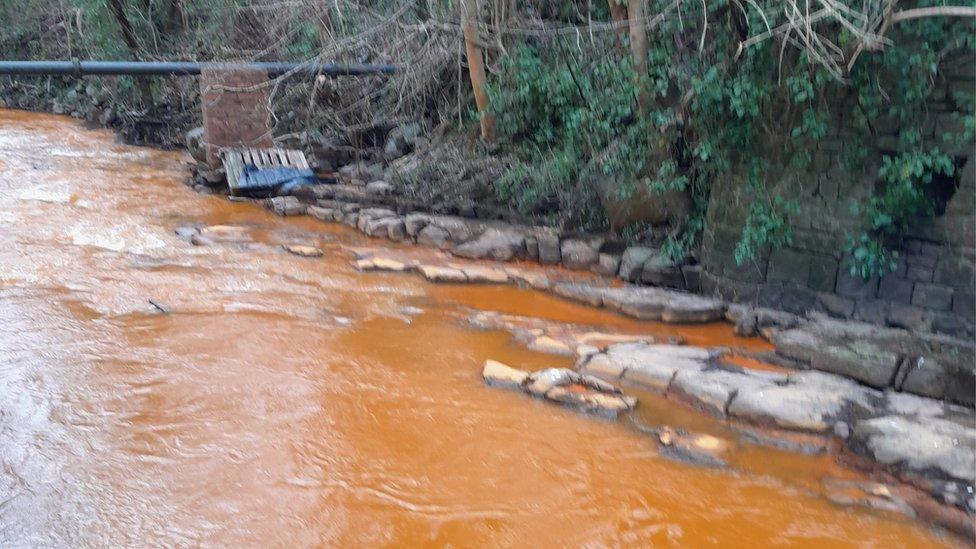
(106, 0), (152, 108)
(628, 0), (649, 112)
(607, 0), (628, 44)
(461, 0), (495, 142)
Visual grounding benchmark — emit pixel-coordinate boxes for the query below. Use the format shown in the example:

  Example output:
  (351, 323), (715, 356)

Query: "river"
(0, 109), (959, 546)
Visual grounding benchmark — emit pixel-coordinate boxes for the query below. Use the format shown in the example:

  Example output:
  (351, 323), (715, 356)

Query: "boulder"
(808, 340), (901, 389)
(185, 126), (206, 162)
(560, 238), (601, 269)
(594, 253), (621, 276)
(536, 233), (561, 264)
(404, 213), (431, 237)
(452, 228), (526, 261)
(527, 335), (574, 356)
(551, 282), (609, 307)
(640, 253), (684, 289)
(417, 225), (451, 250)
(581, 343), (712, 392)
(457, 265), (509, 284)
(618, 247), (654, 282)
(521, 368), (637, 416)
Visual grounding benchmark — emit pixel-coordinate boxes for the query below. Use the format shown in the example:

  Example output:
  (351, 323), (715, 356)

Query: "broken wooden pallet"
(219, 147), (310, 195)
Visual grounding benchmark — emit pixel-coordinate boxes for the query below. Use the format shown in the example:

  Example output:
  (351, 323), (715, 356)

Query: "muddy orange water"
(0, 109), (959, 547)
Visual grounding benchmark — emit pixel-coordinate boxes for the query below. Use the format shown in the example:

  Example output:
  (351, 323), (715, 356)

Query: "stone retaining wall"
(700, 56), (975, 340)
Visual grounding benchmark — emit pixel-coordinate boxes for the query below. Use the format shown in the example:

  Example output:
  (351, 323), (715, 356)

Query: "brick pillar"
(199, 64), (273, 166)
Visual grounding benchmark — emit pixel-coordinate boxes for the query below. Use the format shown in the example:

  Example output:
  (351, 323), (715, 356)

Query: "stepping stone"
(285, 244), (323, 257)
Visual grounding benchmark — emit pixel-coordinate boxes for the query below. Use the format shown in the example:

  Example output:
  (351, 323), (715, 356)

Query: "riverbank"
(0, 108), (970, 545)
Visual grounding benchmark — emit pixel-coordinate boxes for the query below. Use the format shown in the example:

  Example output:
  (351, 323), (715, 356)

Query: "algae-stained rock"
(808, 340), (900, 389)
(284, 244), (323, 257)
(418, 264), (467, 283)
(901, 356), (976, 406)
(850, 415), (976, 484)
(452, 228), (526, 261)
(482, 360), (529, 389)
(669, 369), (774, 417)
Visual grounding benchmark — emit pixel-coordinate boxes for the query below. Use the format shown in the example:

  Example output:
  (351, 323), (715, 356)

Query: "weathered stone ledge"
(195, 195), (976, 411)
(576, 340), (975, 525)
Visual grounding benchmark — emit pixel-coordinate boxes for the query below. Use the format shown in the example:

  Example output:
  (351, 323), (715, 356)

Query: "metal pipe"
(0, 60), (396, 77)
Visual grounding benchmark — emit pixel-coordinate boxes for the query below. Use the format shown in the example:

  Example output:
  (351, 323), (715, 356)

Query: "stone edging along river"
(173, 178), (976, 539)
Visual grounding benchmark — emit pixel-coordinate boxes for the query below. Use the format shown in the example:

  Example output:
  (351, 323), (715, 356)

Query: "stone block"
(835, 260), (879, 299)
(560, 238), (601, 269)
(681, 265), (702, 293)
(537, 233), (561, 264)
(853, 299), (890, 325)
(877, 276), (914, 303)
(641, 254), (684, 289)
(952, 292), (975, 322)
(912, 283), (954, 311)
(758, 284), (818, 314)
(807, 255), (839, 292)
(934, 256), (976, 294)
(594, 253), (621, 276)
(906, 264), (934, 282)
(819, 293), (855, 318)
(887, 303), (930, 332)
(618, 247), (653, 282)
(767, 248), (812, 284)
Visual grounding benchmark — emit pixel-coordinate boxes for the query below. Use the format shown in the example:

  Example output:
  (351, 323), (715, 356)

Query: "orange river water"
(0, 109), (960, 546)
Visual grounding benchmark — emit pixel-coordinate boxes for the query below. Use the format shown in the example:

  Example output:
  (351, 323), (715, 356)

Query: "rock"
(594, 253), (621, 276)
(417, 225), (451, 250)
(404, 213), (431, 237)
(618, 247), (653, 282)
(267, 196), (306, 216)
(284, 244), (323, 257)
(668, 369), (774, 417)
(808, 340), (901, 389)
(560, 238), (601, 269)
(901, 356), (976, 406)
(551, 282), (609, 307)
(355, 257), (408, 272)
(537, 233), (561, 264)
(770, 328), (821, 363)
(883, 390), (945, 417)
(822, 479), (916, 518)
(522, 368), (636, 416)
(457, 265), (509, 284)
(174, 226), (199, 240)
(307, 205), (337, 222)
(640, 253), (684, 289)
(482, 360), (529, 389)
(655, 426), (730, 467)
(601, 286), (725, 323)
(505, 268), (550, 290)
(185, 126), (206, 162)
(584, 343), (712, 392)
(190, 233), (214, 246)
(199, 225), (251, 243)
(527, 336), (574, 356)
(734, 310), (758, 336)
(850, 415), (976, 484)
(417, 264), (467, 283)
(365, 180), (393, 196)
(728, 371), (878, 432)
(453, 228), (526, 261)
